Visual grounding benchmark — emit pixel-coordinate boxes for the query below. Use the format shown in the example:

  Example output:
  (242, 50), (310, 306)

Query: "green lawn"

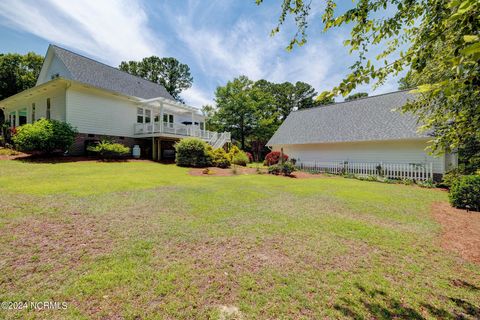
(0, 160), (479, 319)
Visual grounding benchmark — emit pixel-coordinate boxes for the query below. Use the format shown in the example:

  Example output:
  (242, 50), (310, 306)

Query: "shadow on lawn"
(333, 282), (479, 319)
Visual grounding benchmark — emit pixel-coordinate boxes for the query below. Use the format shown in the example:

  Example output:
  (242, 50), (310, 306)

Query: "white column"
(159, 102), (164, 133)
(15, 110), (19, 127)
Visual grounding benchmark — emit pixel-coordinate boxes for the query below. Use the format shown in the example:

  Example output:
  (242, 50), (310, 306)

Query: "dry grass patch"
(431, 201), (480, 264)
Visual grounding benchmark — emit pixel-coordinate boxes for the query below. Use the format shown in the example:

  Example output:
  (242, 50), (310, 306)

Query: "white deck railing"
(296, 161), (434, 181)
(134, 122), (230, 147)
(134, 122), (217, 140)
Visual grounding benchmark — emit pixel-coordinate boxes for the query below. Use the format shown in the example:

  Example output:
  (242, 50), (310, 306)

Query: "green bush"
(449, 175), (480, 211)
(228, 145), (250, 166)
(440, 168), (463, 189)
(175, 138), (212, 167)
(232, 151), (249, 166)
(212, 148), (231, 168)
(87, 140), (130, 159)
(13, 119), (77, 154)
(268, 161), (296, 176)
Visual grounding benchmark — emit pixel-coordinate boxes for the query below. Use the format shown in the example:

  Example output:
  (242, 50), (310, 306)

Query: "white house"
(267, 91), (457, 181)
(0, 45), (230, 159)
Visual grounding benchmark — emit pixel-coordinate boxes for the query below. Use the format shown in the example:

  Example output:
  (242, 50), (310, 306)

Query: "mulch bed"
(431, 202), (480, 264)
(188, 167), (330, 178)
(189, 167), (262, 176)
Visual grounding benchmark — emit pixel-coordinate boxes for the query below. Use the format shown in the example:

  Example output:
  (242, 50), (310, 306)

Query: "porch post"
(15, 110), (19, 127)
(157, 139), (161, 161)
(159, 102), (164, 133)
(152, 137), (156, 161)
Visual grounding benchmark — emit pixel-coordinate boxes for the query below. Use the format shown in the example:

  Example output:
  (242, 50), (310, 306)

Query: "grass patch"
(0, 160), (478, 319)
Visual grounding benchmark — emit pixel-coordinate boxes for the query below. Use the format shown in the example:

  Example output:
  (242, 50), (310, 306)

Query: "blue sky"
(0, 0), (402, 107)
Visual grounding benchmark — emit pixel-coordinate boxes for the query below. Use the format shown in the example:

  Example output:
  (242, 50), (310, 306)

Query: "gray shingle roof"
(51, 45), (174, 100)
(267, 90), (428, 146)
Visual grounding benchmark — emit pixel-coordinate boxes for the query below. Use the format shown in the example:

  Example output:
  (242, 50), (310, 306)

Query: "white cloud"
(181, 85), (214, 107)
(170, 4), (344, 105)
(0, 0), (160, 64)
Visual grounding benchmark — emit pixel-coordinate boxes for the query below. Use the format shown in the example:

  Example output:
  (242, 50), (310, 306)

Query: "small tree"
(13, 119), (77, 154)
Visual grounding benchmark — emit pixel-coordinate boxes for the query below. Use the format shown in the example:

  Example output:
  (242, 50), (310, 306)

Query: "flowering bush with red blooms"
(9, 127), (17, 135)
(264, 151), (288, 166)
(245, 152), (253, 163)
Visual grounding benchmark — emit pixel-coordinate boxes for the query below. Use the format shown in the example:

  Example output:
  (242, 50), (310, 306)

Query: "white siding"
(4, 87), (66, 123)
(37, 50), (72, 85)
(66, 85), (138, 137)
(272, 140), (446, 174)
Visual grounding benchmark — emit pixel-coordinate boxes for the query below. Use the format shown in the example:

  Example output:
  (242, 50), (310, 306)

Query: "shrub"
(449, 175), (480, 211)
(175, 138), (212, 167)
(228, 145), (250, 166)
(264, 151), (288, 166)
(87, 140), (130, 159)
(232, 151), (249, 166)
(440, 168), (463, 189)
(245, 152), (253, 163)
(13, 119), (77, 154)
(268, 161), (296, 176)
(212, 148), (231, 168)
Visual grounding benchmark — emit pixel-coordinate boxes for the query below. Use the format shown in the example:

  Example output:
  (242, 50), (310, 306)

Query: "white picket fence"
(296, 161), (434, 181)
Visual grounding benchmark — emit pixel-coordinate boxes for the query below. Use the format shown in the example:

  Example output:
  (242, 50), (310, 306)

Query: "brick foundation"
(69, 133), (151, 158)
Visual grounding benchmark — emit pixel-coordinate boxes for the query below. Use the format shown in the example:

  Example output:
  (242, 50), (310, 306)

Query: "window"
(163, 114), (174, 123)
(18, 108), (27, 126)
(163, 114), (174, 128)
(32, 103), (36, 122)
(137, 107), (144, 123)
(46, 98), (51, 119)
(145, 109), (151, 123)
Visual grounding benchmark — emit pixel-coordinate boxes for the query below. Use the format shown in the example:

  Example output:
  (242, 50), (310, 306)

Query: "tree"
(256, 0), (480, 162)
(398, 71), (416, 90)
(214, 76), (257, 149)
(345, 92), (368, 101)
(119, 56), (193, 101)
(201, 104), (219, 132)
(316, 96), (335, 106)
(212, 77), (321, 159)
(254, 80), (320, 120)
(293, 81), (320, 110)
(0, 52), (43, 101)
